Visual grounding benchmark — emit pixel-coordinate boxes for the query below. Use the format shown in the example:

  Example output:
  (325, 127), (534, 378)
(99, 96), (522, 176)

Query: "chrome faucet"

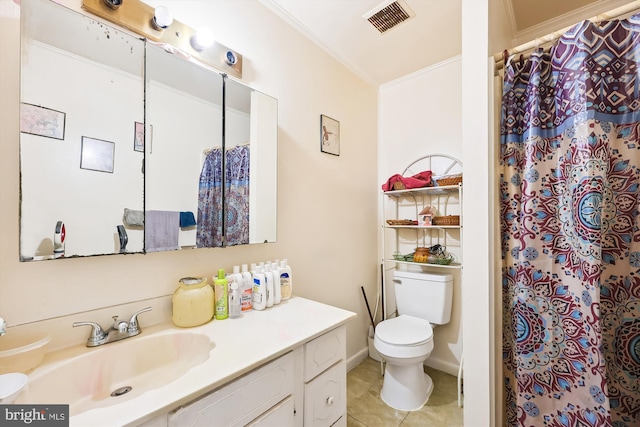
(73, 307), (151, 347)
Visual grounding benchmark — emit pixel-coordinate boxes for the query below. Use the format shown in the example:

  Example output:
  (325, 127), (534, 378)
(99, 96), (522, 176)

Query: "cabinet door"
(168, 352), (294, 427)
(303, 361), (346, 427)
(304, 325), (346, 382)
(247, 396), (294, 426)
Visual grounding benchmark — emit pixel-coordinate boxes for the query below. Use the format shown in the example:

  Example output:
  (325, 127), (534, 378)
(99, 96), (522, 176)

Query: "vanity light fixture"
(152, 6), (173, 30)
(190, 28), (214, 52)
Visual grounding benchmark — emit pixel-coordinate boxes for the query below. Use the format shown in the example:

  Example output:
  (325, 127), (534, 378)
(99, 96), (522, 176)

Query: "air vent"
(363, 0), (415, 34)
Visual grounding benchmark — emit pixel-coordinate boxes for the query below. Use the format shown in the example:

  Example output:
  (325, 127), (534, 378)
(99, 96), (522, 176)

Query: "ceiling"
(261, 0), (630, 87)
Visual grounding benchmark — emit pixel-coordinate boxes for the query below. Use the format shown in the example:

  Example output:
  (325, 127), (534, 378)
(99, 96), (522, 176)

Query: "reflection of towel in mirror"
(123, 208), (144, 227)
(180, 211), (197, 228)
(145, 211), (179, 252)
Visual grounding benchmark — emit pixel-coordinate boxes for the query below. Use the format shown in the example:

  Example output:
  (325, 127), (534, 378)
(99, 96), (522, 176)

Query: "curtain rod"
(494, 0), (640, 69)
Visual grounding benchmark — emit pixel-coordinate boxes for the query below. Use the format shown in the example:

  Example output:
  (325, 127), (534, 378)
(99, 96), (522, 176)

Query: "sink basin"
(15, 329), (214, 415)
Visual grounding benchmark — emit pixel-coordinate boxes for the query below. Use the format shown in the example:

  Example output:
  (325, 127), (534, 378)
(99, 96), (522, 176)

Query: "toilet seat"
(375, 315), (433, 346)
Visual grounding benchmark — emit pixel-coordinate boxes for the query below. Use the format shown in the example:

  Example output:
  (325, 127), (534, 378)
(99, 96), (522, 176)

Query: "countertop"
(22, 297), (356, 427)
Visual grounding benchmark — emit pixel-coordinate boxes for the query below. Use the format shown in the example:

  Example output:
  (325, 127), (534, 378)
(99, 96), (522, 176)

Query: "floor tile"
(347, 357), (463, 427)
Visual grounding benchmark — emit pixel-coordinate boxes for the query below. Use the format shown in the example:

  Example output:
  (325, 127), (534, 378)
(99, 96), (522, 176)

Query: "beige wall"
(0, 0), (378, 361)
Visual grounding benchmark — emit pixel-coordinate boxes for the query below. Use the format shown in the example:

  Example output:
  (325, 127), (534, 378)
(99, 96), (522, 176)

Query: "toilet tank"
(393, 270), (453, 325)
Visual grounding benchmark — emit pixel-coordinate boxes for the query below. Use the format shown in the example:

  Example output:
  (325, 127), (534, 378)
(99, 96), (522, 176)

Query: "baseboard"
(425, 357), (460, 377)
(347, 346), (369, 371)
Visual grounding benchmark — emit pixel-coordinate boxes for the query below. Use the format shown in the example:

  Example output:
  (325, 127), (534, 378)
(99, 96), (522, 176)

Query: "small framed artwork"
(80, 136), (115, 173)
(20, 103), (66, 140)
(134, 121), (144, 152)
(320, 114), (340, 156)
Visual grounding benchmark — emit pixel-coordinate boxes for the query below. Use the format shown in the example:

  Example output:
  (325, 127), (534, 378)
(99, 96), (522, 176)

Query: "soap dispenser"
(214, 269), (229, 320)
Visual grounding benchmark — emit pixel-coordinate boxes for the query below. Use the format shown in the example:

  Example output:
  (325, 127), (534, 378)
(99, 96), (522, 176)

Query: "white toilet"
(374, 270), (453, 411)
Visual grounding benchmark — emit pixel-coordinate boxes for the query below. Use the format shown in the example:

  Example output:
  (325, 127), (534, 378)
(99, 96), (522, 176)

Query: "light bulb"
(190, 28), (214, 52)
(152, 6), (173, 30)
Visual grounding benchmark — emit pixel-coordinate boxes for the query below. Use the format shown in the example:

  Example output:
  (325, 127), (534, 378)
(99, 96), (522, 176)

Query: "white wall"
(20, 42), (145, 258)
(0, 0), (378, 362)
(378, 57), (463, 376)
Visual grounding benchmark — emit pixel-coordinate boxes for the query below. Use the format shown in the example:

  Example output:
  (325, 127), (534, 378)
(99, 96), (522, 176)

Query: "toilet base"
(380, 363), (433, 411)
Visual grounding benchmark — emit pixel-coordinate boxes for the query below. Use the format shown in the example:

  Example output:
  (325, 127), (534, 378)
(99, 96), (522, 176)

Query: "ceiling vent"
(363, 0), (415, 34)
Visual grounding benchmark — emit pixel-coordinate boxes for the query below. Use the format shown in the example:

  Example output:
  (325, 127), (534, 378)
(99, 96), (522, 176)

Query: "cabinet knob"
(326, 396), (334, 406)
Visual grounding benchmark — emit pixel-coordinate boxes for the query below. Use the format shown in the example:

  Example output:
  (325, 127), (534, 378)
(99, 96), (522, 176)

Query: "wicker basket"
(432, 215), (460, 226)
(435, 175), (463, 186)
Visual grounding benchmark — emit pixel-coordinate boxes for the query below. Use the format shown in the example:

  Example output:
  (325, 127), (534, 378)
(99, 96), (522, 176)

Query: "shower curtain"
(197, 148), (223, 247)
(225, 144), (250, 246)
(197, 145), (250, 247)
(500, 16), (640, 427)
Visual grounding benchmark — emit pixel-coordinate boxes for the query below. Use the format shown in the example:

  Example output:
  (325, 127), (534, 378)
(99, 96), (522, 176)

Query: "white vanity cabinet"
(139, 325), (347, 427)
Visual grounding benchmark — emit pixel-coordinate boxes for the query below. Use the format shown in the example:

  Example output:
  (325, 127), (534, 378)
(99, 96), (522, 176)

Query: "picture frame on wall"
(134, 121), (144, 152)
(19, 103), (66, 140)
(320, 114), (340, 156)
(80, 136), (115, 173)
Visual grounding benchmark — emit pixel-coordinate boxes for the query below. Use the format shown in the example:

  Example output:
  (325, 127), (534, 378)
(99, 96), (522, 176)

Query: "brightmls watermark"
(1, 405), (68, 426)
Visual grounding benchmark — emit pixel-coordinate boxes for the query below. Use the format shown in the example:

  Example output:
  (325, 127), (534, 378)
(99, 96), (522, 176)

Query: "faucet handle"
(73, 321), (106, 346)
(127, 307), (152, 335)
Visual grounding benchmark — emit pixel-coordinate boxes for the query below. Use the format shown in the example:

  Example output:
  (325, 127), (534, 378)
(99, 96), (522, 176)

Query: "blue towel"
(180, 211), (197, 228)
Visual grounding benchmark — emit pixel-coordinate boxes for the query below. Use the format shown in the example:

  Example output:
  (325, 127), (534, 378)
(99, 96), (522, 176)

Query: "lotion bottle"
(240, 264), (253, 311)
(214, 269), (228, 320)
(271, 262), (282, 304)
(252, 265), (267, 311)
(280, 259), (293, 300)
(264, 262), (274, 308)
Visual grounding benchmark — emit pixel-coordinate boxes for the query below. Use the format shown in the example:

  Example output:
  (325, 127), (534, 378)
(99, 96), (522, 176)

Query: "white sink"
(15, 329), (214, 415)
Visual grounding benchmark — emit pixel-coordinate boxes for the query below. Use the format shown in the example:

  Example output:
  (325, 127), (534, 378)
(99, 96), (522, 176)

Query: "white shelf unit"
(380, 154), (463, 408)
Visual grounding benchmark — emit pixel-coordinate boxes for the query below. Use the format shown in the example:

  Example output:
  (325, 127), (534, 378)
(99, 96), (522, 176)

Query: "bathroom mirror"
(19, 0), (145, 261)
(145, 45), (278, 249)
(19, 0), (278, 260)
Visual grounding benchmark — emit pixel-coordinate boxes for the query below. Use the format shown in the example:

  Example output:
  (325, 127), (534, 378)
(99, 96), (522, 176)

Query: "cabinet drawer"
(303, 361), (346, 427)
(168, 352), (294, 427)
(247, 396), (294, 426)
(304, 325), (346, 382)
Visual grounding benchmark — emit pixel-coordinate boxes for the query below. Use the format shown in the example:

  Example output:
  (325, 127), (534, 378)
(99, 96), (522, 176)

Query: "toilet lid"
(375, 315), (433, 346)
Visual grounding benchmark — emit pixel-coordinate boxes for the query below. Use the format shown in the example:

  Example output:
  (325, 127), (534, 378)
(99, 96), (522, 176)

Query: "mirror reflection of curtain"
(197, 148), (223, 247)
(225, 145), (250, 246)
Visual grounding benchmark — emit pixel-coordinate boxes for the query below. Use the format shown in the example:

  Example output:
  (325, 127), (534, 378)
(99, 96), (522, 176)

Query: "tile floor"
(347, 357), (463, 427)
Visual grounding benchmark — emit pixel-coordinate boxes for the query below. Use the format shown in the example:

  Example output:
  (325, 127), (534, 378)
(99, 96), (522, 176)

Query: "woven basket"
(436, 175), (462, 186)
(432, 215), (460, 226)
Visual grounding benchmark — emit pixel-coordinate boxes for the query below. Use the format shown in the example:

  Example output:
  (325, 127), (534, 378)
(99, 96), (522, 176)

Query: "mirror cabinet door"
(19, 0), (145, 261)
(144, 43), (224, 250)
(225, 79), (278, 246)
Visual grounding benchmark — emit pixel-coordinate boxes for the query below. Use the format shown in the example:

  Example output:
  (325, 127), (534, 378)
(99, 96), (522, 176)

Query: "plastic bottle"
(271, 262), (282, 305)
(229, 281), (242, 319)
(227, 265), (242, 314)
(214, 269), (229, 320)
(264, 262), (274, 308)
(280, 259), (293, 300)
(240, 264), (253, 311)
(252, 265), (267, 311)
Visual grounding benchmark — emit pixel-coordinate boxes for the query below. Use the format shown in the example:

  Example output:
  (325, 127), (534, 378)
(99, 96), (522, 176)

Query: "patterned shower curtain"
(225, 144), (250, 246)
(197, 148), (223, 247)
(500, 16), (640, 427)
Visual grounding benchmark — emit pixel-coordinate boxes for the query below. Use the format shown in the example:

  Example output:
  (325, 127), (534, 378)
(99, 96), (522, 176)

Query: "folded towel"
(123, 208), (144, 227)
(180, 211), (197, 228)
(145, 211), (179, 252)
(381, 170), (433, 192)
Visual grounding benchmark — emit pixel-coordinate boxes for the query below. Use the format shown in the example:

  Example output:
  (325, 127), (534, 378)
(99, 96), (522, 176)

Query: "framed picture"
(80, 136), (115, 173)
(20, 103), (66, 140)
(320, 114), (340, 156)
(134, 121), (144, 152)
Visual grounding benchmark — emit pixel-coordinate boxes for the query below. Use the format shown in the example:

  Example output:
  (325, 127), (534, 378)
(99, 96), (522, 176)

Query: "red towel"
(381, 170), (433, 191)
